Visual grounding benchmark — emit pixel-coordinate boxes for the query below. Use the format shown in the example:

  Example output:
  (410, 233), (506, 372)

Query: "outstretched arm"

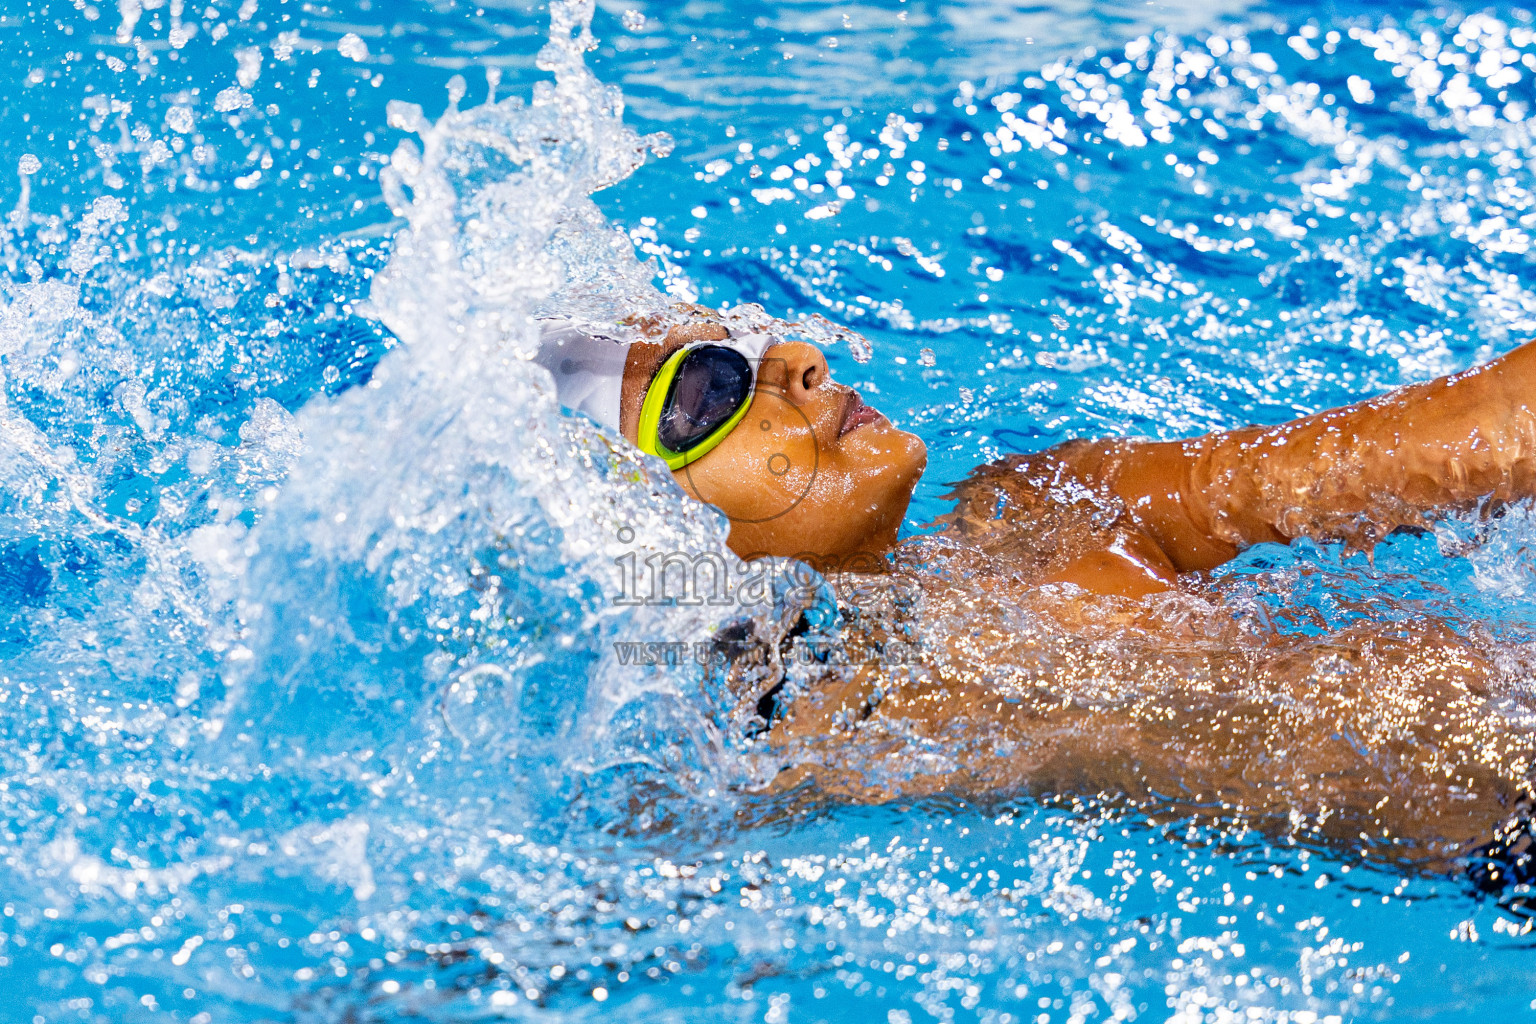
(763, 621), (1536, 874)
(1108, 340), (1536, 573)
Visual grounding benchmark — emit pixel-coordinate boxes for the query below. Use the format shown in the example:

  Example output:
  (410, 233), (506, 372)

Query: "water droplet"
(918, 348), (935, 367)
(646, 131), (674, 158)
(337, 32), (369, 62)
(234, 46), (263, 88)
(621, 9), (645, 31)
(88, 196), (126, 224)
(213, 87), (251, 113)
(165, 106), (195, 134)
(385, 101), (427, 135)
(17, 153), (41, 176)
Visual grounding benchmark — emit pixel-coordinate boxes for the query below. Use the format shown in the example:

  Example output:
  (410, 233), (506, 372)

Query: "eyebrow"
(621, 337), (687, 437)
(640, 336), (692, 392)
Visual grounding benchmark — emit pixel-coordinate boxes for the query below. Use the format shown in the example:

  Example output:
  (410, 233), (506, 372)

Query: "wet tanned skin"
(619, 320), (927, 569)
(763, 619), (1531, 866)
(929, 339), (1536, 601)
(623, 319), (1536, 599)
(620, 315), (1536, 870)
(1080, 338), (1536, 591)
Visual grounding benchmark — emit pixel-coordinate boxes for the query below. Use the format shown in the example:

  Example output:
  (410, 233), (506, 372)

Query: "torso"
(725, 451), (1536, 871)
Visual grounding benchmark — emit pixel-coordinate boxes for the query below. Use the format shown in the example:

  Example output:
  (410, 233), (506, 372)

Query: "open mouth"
(837, 389), (885, 437)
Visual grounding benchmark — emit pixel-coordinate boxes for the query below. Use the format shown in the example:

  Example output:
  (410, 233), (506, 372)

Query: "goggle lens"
(656, 345), (754, 454)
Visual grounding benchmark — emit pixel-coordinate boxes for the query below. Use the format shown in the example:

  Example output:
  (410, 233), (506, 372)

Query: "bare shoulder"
(931, 440), (1177, 597)
(939, 440), (1114, 522)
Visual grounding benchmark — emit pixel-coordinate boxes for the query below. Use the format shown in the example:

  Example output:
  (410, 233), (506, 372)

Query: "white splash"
(219, 0), (773, 814)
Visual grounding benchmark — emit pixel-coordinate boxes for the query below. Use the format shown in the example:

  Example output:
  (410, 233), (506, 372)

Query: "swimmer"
(537, 309), (1536, 881)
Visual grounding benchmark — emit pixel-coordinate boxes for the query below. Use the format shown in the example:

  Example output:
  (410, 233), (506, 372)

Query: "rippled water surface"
(5, 0), (1536, 1020)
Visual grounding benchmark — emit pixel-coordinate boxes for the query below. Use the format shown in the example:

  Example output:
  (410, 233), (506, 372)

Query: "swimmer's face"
(621, 321), (927, 566)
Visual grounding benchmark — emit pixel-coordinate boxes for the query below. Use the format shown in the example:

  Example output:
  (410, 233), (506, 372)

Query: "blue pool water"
(5, 0), (1536, 1019)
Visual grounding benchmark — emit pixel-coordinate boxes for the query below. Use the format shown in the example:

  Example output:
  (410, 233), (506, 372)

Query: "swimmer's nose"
(761, 341), (830, 402)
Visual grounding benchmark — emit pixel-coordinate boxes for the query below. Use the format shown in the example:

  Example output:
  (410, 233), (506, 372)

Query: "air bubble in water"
(17, 153), (41, 175)
(337, 32), (369, 62)
(165, 106), (195, 134)
(918, 347), (935, 367)
(621, 9), (645, 31)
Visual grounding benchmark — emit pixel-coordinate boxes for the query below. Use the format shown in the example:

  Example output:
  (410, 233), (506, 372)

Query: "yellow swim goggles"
(636, 342), (758, 470)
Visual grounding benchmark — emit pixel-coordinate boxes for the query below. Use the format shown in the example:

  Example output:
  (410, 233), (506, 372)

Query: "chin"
(875, 426), (928, 497)
(830, 458), (926, 562)
(721, 426), (927, 566)
(725, 486), (913, 568)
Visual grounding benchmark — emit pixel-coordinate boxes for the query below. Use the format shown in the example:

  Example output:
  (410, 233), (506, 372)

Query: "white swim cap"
(532, 320), (630, 433)
(533, 319), (775, 434)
